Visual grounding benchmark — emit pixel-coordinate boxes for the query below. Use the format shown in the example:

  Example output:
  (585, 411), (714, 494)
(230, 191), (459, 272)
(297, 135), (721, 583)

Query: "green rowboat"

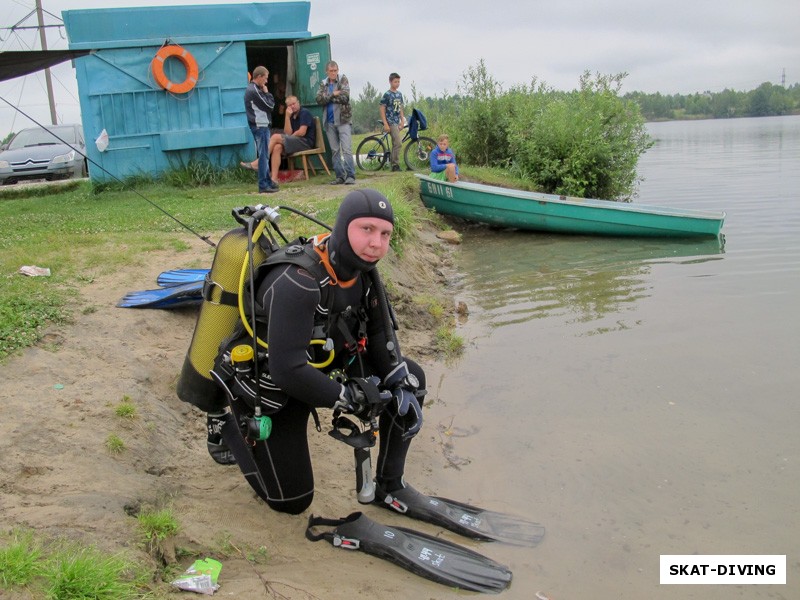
(416, 175), (725, 238)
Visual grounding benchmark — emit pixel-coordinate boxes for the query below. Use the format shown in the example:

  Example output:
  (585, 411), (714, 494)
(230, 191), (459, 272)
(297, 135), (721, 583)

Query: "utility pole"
(35, 0), (58, 125)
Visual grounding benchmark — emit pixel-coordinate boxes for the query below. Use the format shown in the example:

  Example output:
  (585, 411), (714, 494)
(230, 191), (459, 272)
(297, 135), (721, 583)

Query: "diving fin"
(374, 484), (545, 547)
(306, 511), (512, 594)
(116, 280), (204, 309)
(156, 268), (210, 287)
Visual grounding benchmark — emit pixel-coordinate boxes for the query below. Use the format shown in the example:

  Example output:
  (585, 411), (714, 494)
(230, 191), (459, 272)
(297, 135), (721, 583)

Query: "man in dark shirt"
(268, 95), (315, 182)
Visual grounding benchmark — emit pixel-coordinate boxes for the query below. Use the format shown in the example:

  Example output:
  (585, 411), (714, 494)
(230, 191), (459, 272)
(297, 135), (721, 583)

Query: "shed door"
(293, 35), (331, 105)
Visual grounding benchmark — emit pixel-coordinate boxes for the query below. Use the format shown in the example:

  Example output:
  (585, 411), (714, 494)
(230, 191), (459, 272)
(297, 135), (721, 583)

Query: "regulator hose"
(236, 216), (335, 369)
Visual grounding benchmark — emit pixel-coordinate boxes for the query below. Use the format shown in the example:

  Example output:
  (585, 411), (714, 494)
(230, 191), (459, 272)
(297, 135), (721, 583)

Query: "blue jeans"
(251, 126), (274, 191)
(324, 121), (355, 180)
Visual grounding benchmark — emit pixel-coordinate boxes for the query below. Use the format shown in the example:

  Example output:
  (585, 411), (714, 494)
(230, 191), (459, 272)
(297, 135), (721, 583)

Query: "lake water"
(419, 116), (800, 599)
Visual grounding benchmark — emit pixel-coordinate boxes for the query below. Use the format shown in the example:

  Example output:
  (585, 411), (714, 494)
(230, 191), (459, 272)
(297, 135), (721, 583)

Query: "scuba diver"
(181, 189), (424, 514)
(176, 190), (543, 592)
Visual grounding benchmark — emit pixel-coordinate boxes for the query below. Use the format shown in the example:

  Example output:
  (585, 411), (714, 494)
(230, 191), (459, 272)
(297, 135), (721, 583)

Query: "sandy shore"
(0, 221), (523, 599)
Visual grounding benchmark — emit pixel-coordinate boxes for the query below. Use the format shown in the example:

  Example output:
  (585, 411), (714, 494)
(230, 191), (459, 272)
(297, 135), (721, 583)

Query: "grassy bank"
(0, 169), (469, 598)
(0, 170), (438, 361)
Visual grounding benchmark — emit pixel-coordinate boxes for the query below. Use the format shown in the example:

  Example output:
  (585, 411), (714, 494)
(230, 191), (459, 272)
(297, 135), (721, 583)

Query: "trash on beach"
(18, 265), (51, 277)
(171, 558), (222, 595)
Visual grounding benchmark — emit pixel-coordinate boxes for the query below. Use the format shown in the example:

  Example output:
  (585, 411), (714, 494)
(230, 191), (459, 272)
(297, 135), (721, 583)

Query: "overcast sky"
(2, 0), (798, 135)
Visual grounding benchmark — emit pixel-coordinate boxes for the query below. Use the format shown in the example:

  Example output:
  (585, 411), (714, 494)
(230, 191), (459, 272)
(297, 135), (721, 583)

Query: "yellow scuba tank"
(177, 225), (267, 412)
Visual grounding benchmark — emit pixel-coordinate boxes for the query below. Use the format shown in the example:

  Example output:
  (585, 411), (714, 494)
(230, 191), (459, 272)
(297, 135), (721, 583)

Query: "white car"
(0, 124), (88, 184)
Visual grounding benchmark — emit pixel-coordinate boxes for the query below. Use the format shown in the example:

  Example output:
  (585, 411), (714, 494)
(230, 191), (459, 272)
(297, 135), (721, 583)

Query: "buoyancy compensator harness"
(176, 204), (372, 438)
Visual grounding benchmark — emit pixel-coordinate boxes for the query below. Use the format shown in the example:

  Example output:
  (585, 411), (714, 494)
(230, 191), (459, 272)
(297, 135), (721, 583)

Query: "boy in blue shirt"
(380, 73), (406, 172)
(430, 134), (459, 182)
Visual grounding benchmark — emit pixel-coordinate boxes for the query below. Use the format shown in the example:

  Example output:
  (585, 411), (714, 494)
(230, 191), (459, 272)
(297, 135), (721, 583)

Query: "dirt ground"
(0, 203), (490, 599)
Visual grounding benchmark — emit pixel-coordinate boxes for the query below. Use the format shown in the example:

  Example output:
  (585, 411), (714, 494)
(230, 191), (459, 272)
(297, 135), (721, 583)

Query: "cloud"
(1, 0), (798, 134)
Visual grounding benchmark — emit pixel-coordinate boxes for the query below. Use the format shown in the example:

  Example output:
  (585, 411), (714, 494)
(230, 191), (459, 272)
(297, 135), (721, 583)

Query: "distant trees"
(626, 82), (800, 121)
(350, 81), (381, 134)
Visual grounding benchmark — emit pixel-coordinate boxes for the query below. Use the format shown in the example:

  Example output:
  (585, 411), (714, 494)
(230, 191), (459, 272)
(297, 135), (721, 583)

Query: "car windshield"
(8, 126), (77, 149)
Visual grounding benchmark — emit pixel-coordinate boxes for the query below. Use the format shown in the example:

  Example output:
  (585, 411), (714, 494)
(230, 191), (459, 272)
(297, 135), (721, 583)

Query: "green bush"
(506, 72), (653, 199)
(414, 63), (652, 200)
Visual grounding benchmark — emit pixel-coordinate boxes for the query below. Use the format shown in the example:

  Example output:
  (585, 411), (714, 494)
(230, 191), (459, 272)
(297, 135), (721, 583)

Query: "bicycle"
(355, 123), (437, 172)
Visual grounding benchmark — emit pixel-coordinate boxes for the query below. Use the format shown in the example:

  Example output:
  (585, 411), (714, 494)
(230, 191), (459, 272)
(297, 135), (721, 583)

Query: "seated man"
(268, 95), (316, 182)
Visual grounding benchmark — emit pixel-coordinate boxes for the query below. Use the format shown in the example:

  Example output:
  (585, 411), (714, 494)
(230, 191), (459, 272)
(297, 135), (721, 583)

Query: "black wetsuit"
(250, 250), (425, 514)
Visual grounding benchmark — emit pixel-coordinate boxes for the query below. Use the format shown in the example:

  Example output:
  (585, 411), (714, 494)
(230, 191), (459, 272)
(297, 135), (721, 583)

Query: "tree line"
(351, 79), (800, 134)
(623, 82), (800, 121)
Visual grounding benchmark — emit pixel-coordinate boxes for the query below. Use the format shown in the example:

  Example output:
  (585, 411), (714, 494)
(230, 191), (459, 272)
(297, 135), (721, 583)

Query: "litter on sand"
(171, 558), (222, 595)
(18, 265), (51, 277)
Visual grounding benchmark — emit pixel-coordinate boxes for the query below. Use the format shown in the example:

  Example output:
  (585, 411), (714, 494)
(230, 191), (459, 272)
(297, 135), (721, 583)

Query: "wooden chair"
(288, 117), (330, 180)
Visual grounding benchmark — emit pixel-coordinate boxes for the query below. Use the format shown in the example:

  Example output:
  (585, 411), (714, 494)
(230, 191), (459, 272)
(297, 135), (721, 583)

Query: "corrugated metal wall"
(64, 2), (312, 181)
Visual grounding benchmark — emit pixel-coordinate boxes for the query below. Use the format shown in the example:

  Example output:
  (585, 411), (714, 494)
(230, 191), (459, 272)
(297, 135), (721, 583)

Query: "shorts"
(282, 135), (312, 155)
(429, 171), (448, 181)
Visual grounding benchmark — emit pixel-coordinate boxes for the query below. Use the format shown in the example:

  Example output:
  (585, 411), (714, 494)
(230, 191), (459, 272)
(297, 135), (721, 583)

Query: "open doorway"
(244, 43), (291, 129)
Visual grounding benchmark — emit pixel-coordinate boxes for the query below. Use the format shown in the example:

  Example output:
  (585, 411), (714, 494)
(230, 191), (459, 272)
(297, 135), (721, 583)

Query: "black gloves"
(334, 376), (391, 422)
(383, 362), (423, 440)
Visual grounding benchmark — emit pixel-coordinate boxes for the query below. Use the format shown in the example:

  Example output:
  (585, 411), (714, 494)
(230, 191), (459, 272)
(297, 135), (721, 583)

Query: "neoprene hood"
(328, 189), (394, 278)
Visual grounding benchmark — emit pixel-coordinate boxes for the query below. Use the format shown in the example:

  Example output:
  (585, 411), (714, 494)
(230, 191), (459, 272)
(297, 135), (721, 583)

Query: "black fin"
(306, 512), (512, 594)
(374, 484), (545, 547)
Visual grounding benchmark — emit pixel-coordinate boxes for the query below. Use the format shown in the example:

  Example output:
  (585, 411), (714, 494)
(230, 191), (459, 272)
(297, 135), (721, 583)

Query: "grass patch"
(106, 433), (126, 454)
(0, 530), (41, 588)
(137, 508), (180, 546)
(42, 544), (143, 600)
(0, 531), (145, 599)
(435, 324), (465, 359)
(0, 166), (444, 361)
(414, 294), (446, 320)
(137, 507), (180, 567)
(114, 396), (137, 419)
(0, 286), (72, 360)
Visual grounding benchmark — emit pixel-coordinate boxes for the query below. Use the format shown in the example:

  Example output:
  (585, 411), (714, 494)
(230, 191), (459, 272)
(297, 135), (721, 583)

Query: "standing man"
(380, 73), (406, 172)
(243, 66), (279, 193)
(267, 95), (315, 183)
(316, 60), (356, 185)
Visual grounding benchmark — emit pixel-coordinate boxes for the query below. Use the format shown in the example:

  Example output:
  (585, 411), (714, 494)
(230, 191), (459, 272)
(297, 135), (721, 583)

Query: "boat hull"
(416, 175), (724, 238)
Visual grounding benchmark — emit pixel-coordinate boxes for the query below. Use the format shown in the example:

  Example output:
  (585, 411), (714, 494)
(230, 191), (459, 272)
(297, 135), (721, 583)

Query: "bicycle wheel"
(356, 136), (388, 172)
(403, 136), (437, 171)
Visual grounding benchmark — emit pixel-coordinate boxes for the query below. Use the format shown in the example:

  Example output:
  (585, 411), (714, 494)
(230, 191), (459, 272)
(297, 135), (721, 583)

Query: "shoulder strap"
(260, 238), (330, 285)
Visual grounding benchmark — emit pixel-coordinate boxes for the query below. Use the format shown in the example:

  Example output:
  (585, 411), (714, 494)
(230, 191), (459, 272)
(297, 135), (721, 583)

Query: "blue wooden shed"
(63, 2), (331, 181)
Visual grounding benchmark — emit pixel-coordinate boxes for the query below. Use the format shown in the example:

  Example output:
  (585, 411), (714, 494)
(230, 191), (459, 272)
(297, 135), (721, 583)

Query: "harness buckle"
(332, 534), (360, 550)
(202, 277), (225, 305)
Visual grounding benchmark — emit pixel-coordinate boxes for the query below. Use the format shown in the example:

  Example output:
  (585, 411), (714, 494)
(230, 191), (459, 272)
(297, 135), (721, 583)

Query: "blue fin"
(117, 281), (203, 309)
(156, 268), (210, 287)
(306, 512), (512, 593)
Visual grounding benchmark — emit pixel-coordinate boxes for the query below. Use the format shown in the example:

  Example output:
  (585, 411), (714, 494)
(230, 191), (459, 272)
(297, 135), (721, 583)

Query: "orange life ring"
(151, 45), (198, 94)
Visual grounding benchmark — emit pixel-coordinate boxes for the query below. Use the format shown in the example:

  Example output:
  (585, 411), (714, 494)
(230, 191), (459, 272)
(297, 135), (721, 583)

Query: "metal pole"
(35, 0), (58, 125)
